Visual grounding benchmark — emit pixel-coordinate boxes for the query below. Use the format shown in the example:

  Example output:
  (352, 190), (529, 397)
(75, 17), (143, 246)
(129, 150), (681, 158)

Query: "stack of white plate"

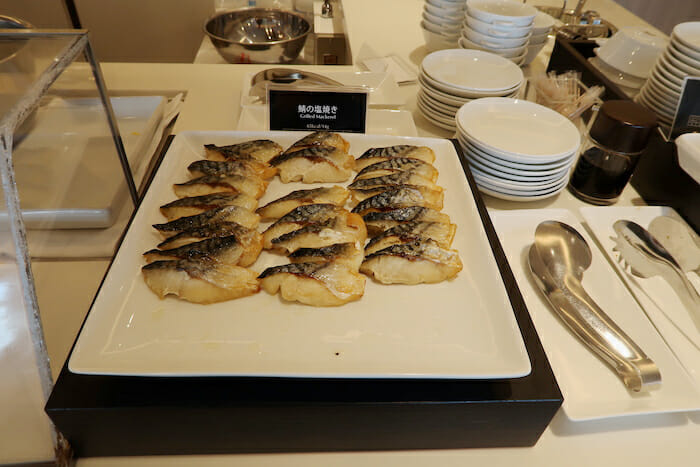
(635, 22), (700, 131)
(459, 0), (537, 65)
(417, 49), (524, 132)
(421, 0), (467, 52)
(455, 97), (581, 201)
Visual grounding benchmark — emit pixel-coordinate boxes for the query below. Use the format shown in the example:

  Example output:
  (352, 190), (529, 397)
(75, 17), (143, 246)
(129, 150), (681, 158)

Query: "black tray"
(548, 36), (700, 233)
(46, 137), (562, 457)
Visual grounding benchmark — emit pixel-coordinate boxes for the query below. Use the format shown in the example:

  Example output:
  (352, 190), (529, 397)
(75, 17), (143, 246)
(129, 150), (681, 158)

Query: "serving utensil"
(528, 220), (661, 391)
(249, 68), (343, 102)
(647, 215), (700, 274)
(612, 220), (700, 330)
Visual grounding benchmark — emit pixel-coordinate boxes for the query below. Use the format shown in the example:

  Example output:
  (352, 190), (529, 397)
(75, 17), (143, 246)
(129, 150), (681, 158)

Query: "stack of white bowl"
(521, 11), (555, 66)
(459, 0), (537, 65)
(455, 97), (581, 201)
(589, 26), (668, 99)
(635, 22), (700, 131)
(417, 49), (524, 132)
(421, 0), (467, 52)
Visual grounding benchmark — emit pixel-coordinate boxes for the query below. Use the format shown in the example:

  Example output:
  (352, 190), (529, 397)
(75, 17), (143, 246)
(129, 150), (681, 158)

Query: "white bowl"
(587, 56), (646, 89)
(423, 11), (463, 30)
(521, 42), (546, 66)
(672, 22), (700, 52)
(462, 25), (530, 48)
(467, 0), (536, 27)
(427, 0), (468, 11)
(422, 19), (461, 38)
(421, 25), (459, 52)
(596, 26), (668, 79)
(424, 2), (466, 20)
(458, 36), (526, 57)
(531, 11), (555, 35)
(464, 13), (531, 38)
(422, 48), (524, 92)
(529, 31), (549, 45)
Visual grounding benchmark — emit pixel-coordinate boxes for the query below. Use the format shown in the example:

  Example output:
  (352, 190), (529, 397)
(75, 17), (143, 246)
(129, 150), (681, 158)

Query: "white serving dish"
(587, 56), (646, 90)
(462, 25), (531, 49)
(490, 209), (700, 421)
(69, 131), (531, 379)
(596, 26), (668, 79)
(580, 206), (700, 386)
(423, 11), (463, 31)
(464, 13), (531, 38)
(421, 48), (523, 92)
(467, 0), (536, 27)
(7, 96), (166, 229)
(663, 49), (700, 75)
(476, 180), (566, 201)
(668, 42), (700, 68)
(427, 0), (467, 11)
(422, 19), (461, 38)
(464, 152), (568, 183)
(459, 137), (573, 173)
(456, 98), (581, 161)
(671, 34), (700, 61)
(424, 2), (466, 20)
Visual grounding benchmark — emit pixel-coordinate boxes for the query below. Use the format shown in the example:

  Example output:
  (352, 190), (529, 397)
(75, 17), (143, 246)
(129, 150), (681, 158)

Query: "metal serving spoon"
(528, 220), (661, 392)
(648, 215), (700, 275)
(249, 68), (343, 102)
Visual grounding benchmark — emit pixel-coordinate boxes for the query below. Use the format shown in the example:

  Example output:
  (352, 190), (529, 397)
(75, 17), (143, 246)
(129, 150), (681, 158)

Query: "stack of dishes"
(417, 49), (524, 132)
(459, 0), (537, 65)
(455, 97), (581, 201)
(590, 26), (668, 98)
(421, 0), (467, 52)
(521, 11), (555, 66)
(635, 22), (700, 131)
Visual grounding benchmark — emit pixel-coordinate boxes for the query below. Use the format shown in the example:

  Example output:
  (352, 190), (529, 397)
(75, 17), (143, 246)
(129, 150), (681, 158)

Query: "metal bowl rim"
(203, 8), (311, 46)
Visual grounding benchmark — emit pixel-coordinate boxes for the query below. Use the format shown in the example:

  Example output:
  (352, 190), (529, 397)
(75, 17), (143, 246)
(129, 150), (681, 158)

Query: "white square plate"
(69, 131), (530, 379)
(490, 208), (700, 421)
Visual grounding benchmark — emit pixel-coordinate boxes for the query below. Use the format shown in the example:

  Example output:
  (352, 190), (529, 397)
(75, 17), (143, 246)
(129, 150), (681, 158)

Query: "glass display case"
(0, 28), (139, 464)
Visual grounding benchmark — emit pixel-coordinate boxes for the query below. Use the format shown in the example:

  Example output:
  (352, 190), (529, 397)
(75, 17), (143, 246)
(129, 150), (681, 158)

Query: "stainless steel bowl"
(204, 8), (311, 64)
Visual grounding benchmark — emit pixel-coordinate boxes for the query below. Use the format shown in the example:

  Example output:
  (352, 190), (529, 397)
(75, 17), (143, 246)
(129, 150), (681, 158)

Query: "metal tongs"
(527, 221), (661, 392)
(612, 220), (700, 332)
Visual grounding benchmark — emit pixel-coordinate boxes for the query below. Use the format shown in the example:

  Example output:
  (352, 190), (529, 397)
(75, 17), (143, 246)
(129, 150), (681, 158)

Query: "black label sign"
(671, 77), (700, 140)
(268, 88), (368, 133)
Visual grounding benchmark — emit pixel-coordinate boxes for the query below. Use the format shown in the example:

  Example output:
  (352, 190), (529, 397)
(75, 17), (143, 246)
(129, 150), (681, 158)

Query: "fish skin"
(143, 235), (243, 264)
(156, 221), (260, 249)
(255, 186), (349, 219)
(273, 203), (343, 225)
(160, 193), (258, 219)
(268, 146), (340, 167)
(355, 157), (439, 182)
(204, 139), (282, 162)
(153, 206), (260, 236)
(142, 257), (259, 304)
(362, 207), (451, 235)
(288, 242), (357, 261)
(364, 221), (456, 255)
(285, 131), (350, 153)
(173, 174), (266, 199)
(355, 146), (436, 170)
(351, 186), (442, 214)
(348, 171), (439, 191)
(360, 238), (463, 284)
(271, 219), (336, 245)
(258, 261), (325, 279)
(187, 159), (276, 180)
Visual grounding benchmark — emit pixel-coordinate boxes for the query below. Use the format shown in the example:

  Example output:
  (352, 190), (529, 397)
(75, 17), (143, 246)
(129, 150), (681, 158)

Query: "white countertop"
(16, 0), (700, 465)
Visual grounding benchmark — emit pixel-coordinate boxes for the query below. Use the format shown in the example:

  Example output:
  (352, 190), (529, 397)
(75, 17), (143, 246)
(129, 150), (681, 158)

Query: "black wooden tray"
(46, 137), (562, 457)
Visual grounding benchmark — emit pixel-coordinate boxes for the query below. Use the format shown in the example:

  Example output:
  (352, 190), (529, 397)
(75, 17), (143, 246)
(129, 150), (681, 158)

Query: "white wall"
(0, 0), (216, 63)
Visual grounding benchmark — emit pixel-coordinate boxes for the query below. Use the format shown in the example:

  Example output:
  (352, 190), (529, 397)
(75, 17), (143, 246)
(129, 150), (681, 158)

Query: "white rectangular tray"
(5, 96), (165, 229)
(69, 131), (530, 379)
(490, 208), (700, 421)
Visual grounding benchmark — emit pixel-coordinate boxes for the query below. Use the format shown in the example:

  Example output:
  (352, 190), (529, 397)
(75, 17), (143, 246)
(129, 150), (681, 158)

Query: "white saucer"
(470, 165), (567, 191)
(421, 49), (524, 92)
(465, 153), (569, 183)
(456, 97), (581, 161)
(474, 177), (568, 201)
(672, 22), (700, 53)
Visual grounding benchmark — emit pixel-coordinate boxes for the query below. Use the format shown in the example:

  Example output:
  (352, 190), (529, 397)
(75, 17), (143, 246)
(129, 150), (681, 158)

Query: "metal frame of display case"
(0, 28), (136, 463)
